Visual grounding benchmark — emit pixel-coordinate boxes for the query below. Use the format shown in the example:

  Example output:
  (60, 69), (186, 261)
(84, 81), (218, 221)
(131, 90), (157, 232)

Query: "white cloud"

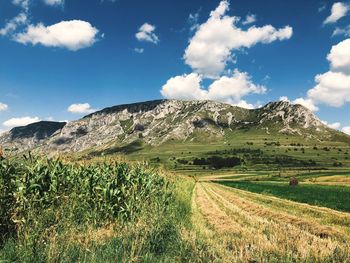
(0, 12), (27, 36)
(67, 103), (97, 114)
(301, 38), (350, 108)
(277, 96), (319, 112)
(327, 39), (350, 74)
(43, 0), (64, 6)
(242, 14), (256, 25)
(333, 25), (350, 37)
(183, 0), (293, 78)
(233, 100), (256, 109)
(293, 97), (319, 112)
(134, 47), (144, 54)
(318, 3), (327, 12)
(321, 121), (341, 129)
(15, 20), (99, 51)
(188, 12), (200, 31)
(135, 23), (159, 44)
(279, 96), (290, 102)
(161, 70), (265, 106)
(0, 0), (28, 39)
(161, 73), (207, 100)
(206, 70), (266, 103)
(342, 126), (350, 134)
(329, 122), (341, 129)
(308, 71), (350, 107)
(12, 0), (29, 11)
(3, 116), (40, 128)
(0, 103), (9, 112)
(324, 2), (349, 24)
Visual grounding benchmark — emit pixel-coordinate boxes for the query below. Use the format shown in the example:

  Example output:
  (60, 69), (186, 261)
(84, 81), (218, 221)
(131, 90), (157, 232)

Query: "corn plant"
(0, 155), (173, 246)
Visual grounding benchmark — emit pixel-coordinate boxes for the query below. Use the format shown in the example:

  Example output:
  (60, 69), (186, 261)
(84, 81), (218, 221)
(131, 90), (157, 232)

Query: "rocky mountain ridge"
(0, 100), (347, 154)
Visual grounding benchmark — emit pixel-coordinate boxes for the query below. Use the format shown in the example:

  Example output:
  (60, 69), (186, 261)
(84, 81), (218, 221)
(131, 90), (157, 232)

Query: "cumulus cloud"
(43, 0), (64, 6)
(15, 20), (99, 51)
(161, 73), (207, 100)
(333, 25), (350, 37)
(0, 12), (27, 36)
(242, 14), (256, 25)
(0, 103), (9, 111)
(135, 23), (159, 44)
(306, 39), (350, 107)
(321, 121), (341, 129)
(327, 39), (350, 74)
(293, 97), (319, 112)
(161, 70), (265, 107)
(277, 96), (319, 112)
(3, 116), (40, 128)
(233, 100), (256, 109)
(183, 0), (293, 78)
(295, 38), (350, 109)
(324, 2), (349, 24)
(279, 96), (290, 102)
(308, 71), (350, 107)
(206, 70), (266, 103)
(67, 103), (97, 114)
(342, 126), (350, 134)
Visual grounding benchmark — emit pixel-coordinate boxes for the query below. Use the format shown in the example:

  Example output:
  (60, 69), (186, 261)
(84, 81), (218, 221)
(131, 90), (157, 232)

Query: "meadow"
(2, 131), (350, 262)
(217, 181), (350, 212)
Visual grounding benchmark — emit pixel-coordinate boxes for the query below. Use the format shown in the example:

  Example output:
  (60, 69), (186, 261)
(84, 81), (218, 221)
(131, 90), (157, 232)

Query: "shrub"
(289, 177), (299, 186)
(193, 156), (242, 169)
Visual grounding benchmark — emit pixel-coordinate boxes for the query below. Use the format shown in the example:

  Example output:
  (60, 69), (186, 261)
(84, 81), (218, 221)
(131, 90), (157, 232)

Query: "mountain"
(1, 100), (349, 154)
(0, 121), (66, 151)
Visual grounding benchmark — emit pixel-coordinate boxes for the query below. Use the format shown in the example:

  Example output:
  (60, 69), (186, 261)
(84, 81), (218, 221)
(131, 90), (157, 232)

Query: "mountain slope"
(0, 121), (66, 151)
(1, 100), (349, 154)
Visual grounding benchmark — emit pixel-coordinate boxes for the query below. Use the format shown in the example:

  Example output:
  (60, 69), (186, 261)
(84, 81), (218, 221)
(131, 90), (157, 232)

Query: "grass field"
(81, 130), (350, 173)
(217, 181), (350, 212)
(2, 131), (350, 262)
(0, 156), (202, 262)
(192, 182), (350, 262)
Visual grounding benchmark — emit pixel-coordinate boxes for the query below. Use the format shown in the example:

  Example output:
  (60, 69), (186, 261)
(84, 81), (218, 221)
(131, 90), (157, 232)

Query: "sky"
(0, 0), (350, 134)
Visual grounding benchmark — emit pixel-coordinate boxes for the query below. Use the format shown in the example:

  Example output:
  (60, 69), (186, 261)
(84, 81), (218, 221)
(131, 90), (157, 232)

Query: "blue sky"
(0, 0), (350, 133)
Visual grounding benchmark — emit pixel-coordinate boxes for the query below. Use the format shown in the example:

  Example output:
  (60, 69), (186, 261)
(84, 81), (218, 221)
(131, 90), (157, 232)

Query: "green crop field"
(2, 131), (350, 262)
(0, 155), (201, 262)
(217, 181), (350, 212)
(83, 131), (350, 175)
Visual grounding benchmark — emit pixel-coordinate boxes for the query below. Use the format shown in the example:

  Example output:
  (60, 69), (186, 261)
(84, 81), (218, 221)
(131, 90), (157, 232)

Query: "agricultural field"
(192, 182), (350, 262)
(111, 133), (350, 171)
(2, 133), (350, 262)
(0, 155), (200, 262)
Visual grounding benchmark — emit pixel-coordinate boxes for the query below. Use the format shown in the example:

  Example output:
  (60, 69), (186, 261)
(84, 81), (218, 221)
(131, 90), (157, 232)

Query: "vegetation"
(0, 155), (202, 262)
(90, 131), (350, 173)
(2, 128), (350, 261)
(191, 182), (350, 262)
(217, 181), (350, 212)
(192, 156), (242, 169)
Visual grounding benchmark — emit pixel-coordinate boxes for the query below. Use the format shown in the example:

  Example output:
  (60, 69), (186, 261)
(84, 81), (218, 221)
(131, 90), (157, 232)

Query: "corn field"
(0, 154), (173, 257)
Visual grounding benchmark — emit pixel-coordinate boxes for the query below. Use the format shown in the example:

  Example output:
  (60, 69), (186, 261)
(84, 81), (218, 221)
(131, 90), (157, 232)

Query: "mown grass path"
(192, 182), (350, 262)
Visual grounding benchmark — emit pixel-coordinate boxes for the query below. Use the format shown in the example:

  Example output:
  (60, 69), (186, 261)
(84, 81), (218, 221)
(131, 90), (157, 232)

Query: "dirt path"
(193, 182), (350, 262)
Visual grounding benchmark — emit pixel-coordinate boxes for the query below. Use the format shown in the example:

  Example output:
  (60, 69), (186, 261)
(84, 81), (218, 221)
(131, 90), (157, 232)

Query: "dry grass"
(214, 183), (350, 231)
(192, 182), (350, 262)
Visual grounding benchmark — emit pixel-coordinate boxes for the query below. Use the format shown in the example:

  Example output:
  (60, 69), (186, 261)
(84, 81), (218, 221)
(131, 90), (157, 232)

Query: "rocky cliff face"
(0, 121), (66, 151)
(256, 101), (325, 135)
(0, 100), (346, 154)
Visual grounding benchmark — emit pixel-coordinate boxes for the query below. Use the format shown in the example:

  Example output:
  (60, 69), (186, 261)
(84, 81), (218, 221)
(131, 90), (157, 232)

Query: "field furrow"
(214, 183), (350, 233)
(193, 182), (350, 262)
